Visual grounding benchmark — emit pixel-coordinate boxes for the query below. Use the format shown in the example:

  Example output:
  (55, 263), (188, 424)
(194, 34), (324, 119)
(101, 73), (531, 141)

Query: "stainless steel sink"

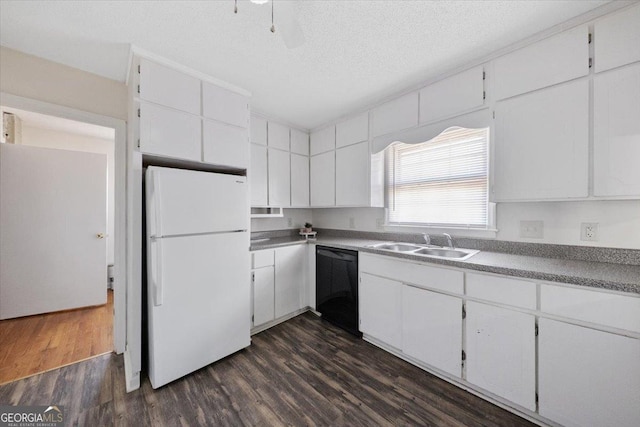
(368, 242), (479, 260)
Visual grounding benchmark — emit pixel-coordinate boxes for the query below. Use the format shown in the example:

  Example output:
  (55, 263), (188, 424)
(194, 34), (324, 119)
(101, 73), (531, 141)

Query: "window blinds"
(386, 127), (489, 228)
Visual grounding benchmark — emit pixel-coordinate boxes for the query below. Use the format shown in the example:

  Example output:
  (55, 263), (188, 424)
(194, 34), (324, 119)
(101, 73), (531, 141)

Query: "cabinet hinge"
(482, 71), (486, 80)
(589, 58), (593, 69)
(252, 314), (254, 323)
(535, 323), (539, 336)
(137, 138), (140, 148)
(588, 33), (592, 44)
(137, 85), (140, 94)
(252, 272), (255, 282)
(137, 108), (140, 118)
(462, 304), (466, 319)
(137, 64), (140, 74)
(535, 393), (539, 404)
(492, 111), (496, 119)
(461, 350), (466, 361)
(483, 91), (486, 100)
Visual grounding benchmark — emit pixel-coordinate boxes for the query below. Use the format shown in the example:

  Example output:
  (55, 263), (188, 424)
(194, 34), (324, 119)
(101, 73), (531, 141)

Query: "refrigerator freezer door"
(147, 231), (250, 389)
(146, 166), (248, 237)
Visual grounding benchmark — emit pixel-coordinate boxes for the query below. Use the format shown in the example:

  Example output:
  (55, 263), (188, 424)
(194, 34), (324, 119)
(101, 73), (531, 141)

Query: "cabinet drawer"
(138, 58), (201, 115)
(202, 82), (248, 128)
(203, 120), (248, 168)
(252, 250), (274, 268)
(359, 253), (463, 295)
(466, 272), (536, 310)
(540, 284), (640, 333)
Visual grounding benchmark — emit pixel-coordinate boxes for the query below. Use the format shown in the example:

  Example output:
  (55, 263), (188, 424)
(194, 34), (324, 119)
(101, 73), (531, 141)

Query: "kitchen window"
(385, 126), (490, 229)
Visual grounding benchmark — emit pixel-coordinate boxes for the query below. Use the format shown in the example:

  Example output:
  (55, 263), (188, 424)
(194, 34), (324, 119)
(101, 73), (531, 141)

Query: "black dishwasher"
(316, 246), (361, 337)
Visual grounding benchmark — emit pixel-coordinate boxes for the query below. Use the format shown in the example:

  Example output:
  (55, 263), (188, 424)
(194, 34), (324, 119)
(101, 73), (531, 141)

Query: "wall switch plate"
(349, 217), (355, 229)
(287, 217), (292, 227)
(520, 220), (544, 238)
(581, 222), (598, 241)
(376, 218), (384, 229)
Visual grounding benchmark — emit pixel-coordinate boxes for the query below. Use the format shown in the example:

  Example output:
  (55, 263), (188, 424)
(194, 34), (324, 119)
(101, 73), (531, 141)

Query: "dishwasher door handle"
(317, 249), (356, 262)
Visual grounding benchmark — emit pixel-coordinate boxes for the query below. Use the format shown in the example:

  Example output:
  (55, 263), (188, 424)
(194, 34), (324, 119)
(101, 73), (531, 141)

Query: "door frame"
(1, 92), (127, 354)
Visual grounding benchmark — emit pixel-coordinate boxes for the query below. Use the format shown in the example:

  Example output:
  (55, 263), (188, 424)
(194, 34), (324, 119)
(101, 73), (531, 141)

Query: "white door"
(267, 148), (291, 207)
(250, 144), (268, 206)
(252, 266), (275, 327)
(538, 318), (640, 427)
(336, 141), (369, 206)
(147, 232), (250, 389)
(274, 245), (304, 318)
(290, 153), (309, 207)
(359, 273), (403, 349)
(310, 151), (335, 207)
(465, 301), (536, 410)
(402, 286), (462, 377)
(0, 144), (107, 319)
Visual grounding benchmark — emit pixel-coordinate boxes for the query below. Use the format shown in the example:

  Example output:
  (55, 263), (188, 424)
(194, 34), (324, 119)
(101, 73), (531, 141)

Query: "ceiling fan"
(234, 0), (306, 49)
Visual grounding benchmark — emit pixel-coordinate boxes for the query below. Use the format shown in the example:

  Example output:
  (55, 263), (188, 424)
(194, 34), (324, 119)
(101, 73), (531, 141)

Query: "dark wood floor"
(0, 312), (535, 426)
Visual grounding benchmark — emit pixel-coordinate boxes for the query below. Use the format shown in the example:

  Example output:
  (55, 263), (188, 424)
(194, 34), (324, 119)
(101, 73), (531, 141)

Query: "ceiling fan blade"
(274, 0), (305, 49)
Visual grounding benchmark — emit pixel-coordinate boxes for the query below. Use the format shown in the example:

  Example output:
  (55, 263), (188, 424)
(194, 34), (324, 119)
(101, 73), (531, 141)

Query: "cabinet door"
(268, 122), (290, 151)
(336, 141), (369, 206)
(402, 286), (462, 377)
(203, 120), (248, 168)
(310, 151), (335, 207)
(465, 301), (536, 410)
(268, 149), (290, 207)
(493, 80), (589, 201)
(593, 64), (640, 197)
(336, 113), (368, 149)
(138, 58), (200, 115)
(539, 318), (640, 427)
(290, 129), (309, 155)
(493, 25), (588, 101)
(310, 125), (335, 156)
(139, 103), (201, 161)
(290, 154), (309, 207)
(359, 273), (402, 349)
(371, 92), (419, 137)
(419, 66), (485, 124)
(274, 245), (305, 318)
(594, 4), (640, 73)
(253, 266), (275, 327)
(202, 82), (248, 128)
(250, 144), (268, 206)
(250, 115), (267, 145)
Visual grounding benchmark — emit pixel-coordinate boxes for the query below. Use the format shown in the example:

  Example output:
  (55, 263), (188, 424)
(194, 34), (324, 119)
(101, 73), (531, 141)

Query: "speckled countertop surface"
(251, 236), (640, 295)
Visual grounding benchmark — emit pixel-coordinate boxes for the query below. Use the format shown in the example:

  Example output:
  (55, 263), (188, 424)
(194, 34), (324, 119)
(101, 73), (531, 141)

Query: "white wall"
(251, 209), (313, 233)
(20, 126), (116, 264)
(311, 202), (640, 250)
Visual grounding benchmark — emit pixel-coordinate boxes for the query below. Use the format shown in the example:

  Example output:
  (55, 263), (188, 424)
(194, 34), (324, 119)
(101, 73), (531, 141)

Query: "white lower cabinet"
(274, 245), (305, 318)
(402, 285), (462, 377)
(359, 273), (403, 349)
(538, 318), (640, 427)
(252, 266), (275, 327)
(465, 301), (536, 411)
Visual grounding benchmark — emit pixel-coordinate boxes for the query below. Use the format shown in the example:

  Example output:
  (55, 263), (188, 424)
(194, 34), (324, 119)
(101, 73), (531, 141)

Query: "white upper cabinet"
(250, 144), (268, 206)
(139, 103), (201, 161)
(138, 58), (201, 115)
(493, 79), (589, 201)
(493, 25), (589, 101)
(310, 151), (335, 207)
(371, 92), (419, 137)
(268, 148), (290, 207)
(593, 63), (640, 197)
(250, 115), (268, 145)
(290, 128), (309, 155)
(268, 122), (290, 151)
(202, 82), (249, 128)
(336, 113), (369, 148)
(336, 141), (369, 206)
(290, 154), (310, 207)
(310, 125), (335, 155)
(202, 120), (248, 169)
(594, 4), (640, 73)
(419, 66), (485, 124)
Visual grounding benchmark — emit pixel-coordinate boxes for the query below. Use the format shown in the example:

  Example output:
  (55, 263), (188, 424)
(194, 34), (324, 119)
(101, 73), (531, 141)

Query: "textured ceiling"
(0, 0), (616, 129)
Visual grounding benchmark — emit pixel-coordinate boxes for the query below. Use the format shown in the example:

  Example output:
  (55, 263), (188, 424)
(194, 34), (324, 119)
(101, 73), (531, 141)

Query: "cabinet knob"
(97, 233), (105, 239)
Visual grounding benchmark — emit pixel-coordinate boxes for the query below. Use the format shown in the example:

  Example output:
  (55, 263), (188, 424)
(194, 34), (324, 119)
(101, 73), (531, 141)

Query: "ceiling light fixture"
(250, 0), (269, 4)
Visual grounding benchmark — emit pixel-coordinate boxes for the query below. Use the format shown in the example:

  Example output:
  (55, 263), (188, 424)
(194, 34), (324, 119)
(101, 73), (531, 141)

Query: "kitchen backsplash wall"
(250, 209), (313, 232)
(311, 201), (640, 250)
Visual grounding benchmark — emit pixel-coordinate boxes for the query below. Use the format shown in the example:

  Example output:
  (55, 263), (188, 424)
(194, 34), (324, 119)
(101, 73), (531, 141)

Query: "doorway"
(0, 93), (126, 383)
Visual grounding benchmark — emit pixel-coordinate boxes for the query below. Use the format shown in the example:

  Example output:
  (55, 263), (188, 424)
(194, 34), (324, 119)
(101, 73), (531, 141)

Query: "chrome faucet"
(442, 233), (454, 249)
(422, 233), (431, 245)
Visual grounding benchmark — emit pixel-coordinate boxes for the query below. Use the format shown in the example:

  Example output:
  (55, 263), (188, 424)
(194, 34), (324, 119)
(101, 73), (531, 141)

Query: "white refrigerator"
(145, 166), (250, 389)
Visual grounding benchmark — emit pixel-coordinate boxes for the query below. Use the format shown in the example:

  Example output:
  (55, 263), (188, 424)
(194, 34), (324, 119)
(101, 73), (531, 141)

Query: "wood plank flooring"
(0, 290), (113, 385)
(0, 311), (535, 426)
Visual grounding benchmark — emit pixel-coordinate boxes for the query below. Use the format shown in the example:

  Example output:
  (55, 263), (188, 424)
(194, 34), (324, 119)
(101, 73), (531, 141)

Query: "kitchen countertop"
(251, 236), (640, 295)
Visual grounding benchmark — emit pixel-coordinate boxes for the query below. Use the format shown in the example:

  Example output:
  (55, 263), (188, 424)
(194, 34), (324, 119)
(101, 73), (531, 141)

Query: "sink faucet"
(422, 233), (431, 245)
(442, 233), (454, 249)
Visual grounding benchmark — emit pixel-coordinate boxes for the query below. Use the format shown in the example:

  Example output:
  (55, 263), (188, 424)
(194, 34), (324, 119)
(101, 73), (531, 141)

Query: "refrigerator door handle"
(148, 168), (163, 238)
(150, 238), (164, 306)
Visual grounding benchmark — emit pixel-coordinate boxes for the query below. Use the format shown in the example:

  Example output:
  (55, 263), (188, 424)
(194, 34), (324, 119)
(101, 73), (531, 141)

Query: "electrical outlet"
(349, 217), (355, 229)
(376, 218), (384, 229)
(520, 220), (544, 238)
(287, 217), (292, 227)
(581, 222), (598, 241)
